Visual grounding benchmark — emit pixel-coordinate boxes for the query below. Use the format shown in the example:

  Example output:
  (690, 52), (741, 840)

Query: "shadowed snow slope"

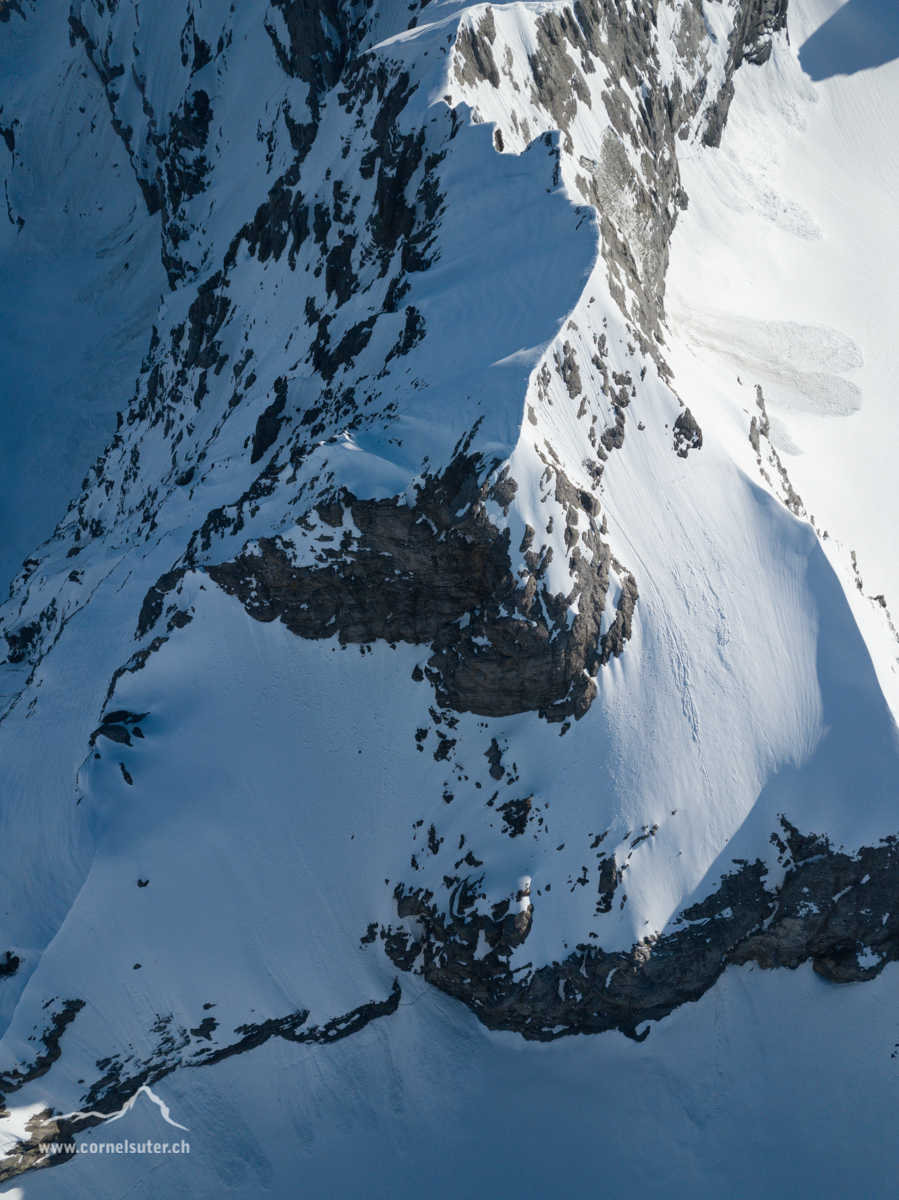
(799, 0), (899, 80)
(1, 0), (898, 1194)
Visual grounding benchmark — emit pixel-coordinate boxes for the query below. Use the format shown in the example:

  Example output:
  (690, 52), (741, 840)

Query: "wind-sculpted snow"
(2, 0), (899, 1193)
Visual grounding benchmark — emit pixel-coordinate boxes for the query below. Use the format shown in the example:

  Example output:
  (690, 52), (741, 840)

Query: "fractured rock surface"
(206, 454), (633, 721)
(386, 820), (899, 1041)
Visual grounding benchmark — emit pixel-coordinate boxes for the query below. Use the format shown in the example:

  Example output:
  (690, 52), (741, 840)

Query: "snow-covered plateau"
(1, 0), (898, 1194)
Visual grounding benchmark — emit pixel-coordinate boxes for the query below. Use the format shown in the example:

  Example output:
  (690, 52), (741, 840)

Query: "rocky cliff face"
(4, 0), (899, 1189)
(386, 818), (899, 1040)
(205, 452), (632, 722)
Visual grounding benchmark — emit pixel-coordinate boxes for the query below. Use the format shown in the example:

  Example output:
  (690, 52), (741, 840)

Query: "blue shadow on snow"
(800, 0), (899, 80)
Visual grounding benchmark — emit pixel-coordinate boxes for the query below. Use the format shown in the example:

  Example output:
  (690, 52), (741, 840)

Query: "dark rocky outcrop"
(223, 169), (310, 272)
(266, 0), (368, 110)
(0, 1001), (85, 1103)
(749, 385), (804, 516)
(3, 618), (40, 664)
(497, 795), (533, 837)
(454, 7), (500, 89)
(385, 819), (899, 1041)
(704, 0), (790, 146)
(135, 570), (184, 639)
(250, 380), (288, 464)
(89, 710), (149, 748)
(672, 407), (703, 457)
(598, 569), (638, 664)
(0, 1), (25, 24)
(515, 0), (790, 354)
(207, 454), (636, 722)
(0, 1000), (86, 1178)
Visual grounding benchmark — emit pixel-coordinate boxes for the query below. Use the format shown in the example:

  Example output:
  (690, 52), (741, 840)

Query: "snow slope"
(667, 0), (899, 712)
(0, 2), (166, 585)
(1, 0), (898, 1194)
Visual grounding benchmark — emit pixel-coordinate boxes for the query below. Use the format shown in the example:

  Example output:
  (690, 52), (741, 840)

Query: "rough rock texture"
(265, 0), (366, 103)
(385, 820), (899, 1041)
(704, 0), (790, 146)
(516, 0), (792, 353)
(454, 7), (500, 89)
(749, 385), (805, 515)
(207, 454), (636, 722)
(672, 407), (703, 457)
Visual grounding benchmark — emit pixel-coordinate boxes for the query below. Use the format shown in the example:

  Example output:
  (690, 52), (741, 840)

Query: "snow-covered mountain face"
(2, 0), (899, 1193)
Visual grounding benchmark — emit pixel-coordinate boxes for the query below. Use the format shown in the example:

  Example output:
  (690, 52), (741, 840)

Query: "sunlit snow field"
(668, 0), (899, 712)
